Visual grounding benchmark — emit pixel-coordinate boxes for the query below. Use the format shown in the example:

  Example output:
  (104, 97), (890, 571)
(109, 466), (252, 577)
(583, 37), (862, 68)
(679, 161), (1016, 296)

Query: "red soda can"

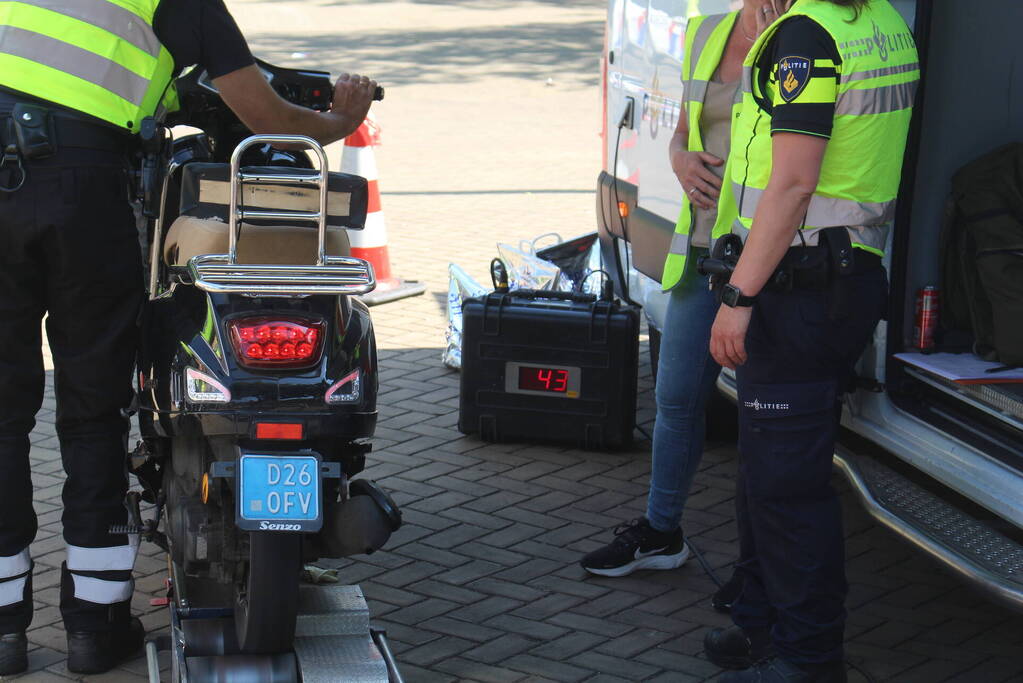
(913, 286), (940, 351)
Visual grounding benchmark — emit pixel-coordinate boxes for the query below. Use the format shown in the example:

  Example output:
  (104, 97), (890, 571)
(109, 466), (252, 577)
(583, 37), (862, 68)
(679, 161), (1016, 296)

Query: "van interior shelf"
(904, 366), (1023, 432)
(895, 352), (1023, 385)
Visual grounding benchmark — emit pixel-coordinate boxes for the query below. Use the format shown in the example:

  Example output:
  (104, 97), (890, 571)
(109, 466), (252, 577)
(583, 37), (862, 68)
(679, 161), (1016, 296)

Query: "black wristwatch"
(721, 283), (756, 308)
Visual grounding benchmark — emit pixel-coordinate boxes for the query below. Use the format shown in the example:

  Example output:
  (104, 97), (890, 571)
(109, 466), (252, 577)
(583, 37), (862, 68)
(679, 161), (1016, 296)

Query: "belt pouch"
(820, 227), (855, 320)
(773, 245), (829, 291)
(0, 119), (24, 196)
(11, 103), (55, 159)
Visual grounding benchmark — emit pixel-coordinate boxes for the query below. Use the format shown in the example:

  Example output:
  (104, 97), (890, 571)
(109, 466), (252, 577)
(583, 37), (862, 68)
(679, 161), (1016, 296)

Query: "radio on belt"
(458, 288), (639, 449)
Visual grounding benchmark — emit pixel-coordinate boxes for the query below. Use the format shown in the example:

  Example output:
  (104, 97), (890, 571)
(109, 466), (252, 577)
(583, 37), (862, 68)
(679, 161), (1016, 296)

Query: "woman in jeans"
(581, 0), (778, 583)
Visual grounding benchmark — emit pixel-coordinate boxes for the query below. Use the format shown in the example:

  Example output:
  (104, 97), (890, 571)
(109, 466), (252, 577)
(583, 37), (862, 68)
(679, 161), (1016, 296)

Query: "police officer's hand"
(671, 150), (723, 210)
(330, 73), (377, 135)
(710, 304), (752, 370)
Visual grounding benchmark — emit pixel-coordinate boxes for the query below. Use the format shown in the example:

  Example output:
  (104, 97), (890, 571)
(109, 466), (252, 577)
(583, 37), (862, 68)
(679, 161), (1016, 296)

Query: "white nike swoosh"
(634, 546), (668, 560)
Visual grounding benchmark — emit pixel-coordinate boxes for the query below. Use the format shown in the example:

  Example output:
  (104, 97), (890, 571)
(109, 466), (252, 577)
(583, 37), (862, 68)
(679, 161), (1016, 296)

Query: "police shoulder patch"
(777, 55), (812, 103)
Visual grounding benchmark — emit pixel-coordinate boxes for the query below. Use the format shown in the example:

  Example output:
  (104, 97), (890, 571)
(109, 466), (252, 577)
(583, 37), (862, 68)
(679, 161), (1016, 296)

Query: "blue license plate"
(238, 454), (321, 531)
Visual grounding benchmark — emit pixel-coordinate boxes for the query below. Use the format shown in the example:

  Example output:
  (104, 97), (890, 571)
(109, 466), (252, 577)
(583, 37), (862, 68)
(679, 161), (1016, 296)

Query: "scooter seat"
(163, 215), (351, 266)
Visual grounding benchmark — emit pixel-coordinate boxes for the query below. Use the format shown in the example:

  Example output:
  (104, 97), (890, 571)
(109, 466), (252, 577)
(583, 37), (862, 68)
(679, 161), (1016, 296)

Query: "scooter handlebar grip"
(374, 86), (385, 101)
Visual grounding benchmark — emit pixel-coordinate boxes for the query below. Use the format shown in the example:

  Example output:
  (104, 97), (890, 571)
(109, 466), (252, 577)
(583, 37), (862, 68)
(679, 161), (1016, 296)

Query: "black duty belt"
(0, 92), (132, 154)
(772, 222), (885, 293)
(770, 244), (882, 292)
(772, 228), (885, 321)
(44, 111), (133, 153)
(0, 92), (136, 194)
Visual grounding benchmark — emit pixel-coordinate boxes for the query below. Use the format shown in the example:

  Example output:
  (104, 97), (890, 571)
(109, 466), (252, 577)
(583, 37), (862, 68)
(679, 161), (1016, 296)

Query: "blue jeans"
(645, 251), (722, 533)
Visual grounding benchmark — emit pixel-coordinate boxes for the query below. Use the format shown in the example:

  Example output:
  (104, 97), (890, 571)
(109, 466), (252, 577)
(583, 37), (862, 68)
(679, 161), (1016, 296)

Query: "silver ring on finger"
(688, 186), (698, 196)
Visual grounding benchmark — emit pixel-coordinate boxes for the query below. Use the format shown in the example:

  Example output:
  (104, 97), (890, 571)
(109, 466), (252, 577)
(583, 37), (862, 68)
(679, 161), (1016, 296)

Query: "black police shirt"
(758, 16), (842, 139)
(154, 0), (255, 79)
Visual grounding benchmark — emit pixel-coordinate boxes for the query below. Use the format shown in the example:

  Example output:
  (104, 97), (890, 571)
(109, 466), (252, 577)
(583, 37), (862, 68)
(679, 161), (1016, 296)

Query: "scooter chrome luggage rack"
(185, 134), (376, 297)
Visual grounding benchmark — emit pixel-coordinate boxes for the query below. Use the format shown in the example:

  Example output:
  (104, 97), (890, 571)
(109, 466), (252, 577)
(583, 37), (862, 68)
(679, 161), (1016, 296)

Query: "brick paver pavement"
(12, 1), (1023, 681)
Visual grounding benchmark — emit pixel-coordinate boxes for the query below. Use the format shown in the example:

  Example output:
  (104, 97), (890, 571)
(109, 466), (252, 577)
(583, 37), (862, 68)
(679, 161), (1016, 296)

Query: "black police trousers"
(730, 265), (887, 666)
(0, 146), (142, 633)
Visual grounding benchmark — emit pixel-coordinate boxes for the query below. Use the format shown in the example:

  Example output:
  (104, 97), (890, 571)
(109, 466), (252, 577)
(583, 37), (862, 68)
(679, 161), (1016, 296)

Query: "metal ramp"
(146, 583), (401, 682)
(294, 585), (396, 683)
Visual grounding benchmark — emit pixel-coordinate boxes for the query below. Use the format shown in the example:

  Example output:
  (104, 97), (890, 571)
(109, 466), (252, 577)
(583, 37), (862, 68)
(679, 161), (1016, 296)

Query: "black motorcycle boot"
(718, 657), (848, 683)
(704, 626), (774, 670)
(66, 617), (145, 674)
(0, 632), (28, 676)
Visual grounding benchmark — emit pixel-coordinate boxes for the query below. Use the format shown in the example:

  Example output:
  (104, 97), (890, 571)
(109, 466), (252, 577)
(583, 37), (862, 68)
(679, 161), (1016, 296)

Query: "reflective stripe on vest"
(661, 11), (741, 292)
(0, 0), (176, 130)
(730, 216), (888, 257)
(729, 0), (919, 256)
(734, 182), (897, 226)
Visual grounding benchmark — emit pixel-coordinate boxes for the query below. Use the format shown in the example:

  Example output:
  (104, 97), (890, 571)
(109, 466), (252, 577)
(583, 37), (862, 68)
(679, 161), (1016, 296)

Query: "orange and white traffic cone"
(340, 114), (425, 306)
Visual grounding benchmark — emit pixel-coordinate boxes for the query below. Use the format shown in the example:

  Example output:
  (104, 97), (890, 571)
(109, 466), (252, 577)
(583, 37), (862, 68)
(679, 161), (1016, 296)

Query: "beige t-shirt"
(690, 77), (739, 248)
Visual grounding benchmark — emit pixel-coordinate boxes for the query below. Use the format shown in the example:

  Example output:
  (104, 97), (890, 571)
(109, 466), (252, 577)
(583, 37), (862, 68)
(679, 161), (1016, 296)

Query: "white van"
(596, 0), (1023, 609)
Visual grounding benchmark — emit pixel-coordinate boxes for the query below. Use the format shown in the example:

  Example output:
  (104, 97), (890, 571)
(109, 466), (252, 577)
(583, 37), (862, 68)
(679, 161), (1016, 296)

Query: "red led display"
(518, 366), (569, 393)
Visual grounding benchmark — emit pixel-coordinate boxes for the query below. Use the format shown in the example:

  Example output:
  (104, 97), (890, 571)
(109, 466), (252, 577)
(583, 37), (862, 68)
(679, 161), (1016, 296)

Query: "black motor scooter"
(129, 61), (403, 681)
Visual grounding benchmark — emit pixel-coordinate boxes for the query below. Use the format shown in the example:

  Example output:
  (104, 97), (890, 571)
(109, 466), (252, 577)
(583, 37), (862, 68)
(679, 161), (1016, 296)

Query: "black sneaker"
(712, 569), (744, 613)
(580, 518), (689, 577)
(0, 632), (27, 676)
(718, 657), (847, 683)
(67, 617), (145, 674)
(704, 626), (774, 670)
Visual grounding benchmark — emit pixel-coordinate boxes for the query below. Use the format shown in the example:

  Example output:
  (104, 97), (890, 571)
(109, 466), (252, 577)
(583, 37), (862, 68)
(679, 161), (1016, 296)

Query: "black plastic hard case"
(458, 290), (639, 450)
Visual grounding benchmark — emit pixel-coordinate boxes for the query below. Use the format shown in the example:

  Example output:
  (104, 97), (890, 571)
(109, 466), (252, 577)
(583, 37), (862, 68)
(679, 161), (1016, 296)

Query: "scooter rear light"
(229, 318), (324, 369)
(325, 369), (361, 404)
(185, 367), (231, 403)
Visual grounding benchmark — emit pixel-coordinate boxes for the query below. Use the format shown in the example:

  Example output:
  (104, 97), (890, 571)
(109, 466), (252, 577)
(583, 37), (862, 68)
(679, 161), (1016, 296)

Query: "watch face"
(722, 285), (738, 307)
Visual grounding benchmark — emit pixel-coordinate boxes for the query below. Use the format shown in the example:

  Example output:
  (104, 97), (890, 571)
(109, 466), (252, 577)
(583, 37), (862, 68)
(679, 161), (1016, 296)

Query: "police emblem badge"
(777, 56), (811, 102)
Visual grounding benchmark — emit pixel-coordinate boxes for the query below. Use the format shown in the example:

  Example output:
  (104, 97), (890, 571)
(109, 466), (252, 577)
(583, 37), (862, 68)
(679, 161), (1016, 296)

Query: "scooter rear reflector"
(229, 318), (324, 369)
(254, 422), (304, 440)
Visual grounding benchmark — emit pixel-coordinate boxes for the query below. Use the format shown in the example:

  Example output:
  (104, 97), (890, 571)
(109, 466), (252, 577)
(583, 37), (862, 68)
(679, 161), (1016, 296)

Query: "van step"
(835, 445), (1023, 610)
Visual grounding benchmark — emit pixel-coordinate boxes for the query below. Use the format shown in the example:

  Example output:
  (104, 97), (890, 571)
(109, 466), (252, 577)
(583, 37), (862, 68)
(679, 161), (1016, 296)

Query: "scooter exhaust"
(321, 479), (402, 558)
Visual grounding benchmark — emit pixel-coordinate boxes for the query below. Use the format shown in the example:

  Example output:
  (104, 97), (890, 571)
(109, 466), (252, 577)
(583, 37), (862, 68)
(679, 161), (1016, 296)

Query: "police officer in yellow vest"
(700, 1), (918, 681)
(0, 1), (377, 675)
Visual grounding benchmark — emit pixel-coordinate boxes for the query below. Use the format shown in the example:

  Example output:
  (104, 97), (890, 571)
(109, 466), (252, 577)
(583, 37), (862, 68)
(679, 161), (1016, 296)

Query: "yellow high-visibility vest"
(661, 11), (743, 291)
(729, 0), (919, 256)
(0, 0), (178, 131)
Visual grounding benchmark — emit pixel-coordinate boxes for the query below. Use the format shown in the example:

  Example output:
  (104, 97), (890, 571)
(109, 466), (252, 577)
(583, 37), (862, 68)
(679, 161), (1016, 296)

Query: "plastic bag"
(443, 264), (488, 369)
(535, 232), (603, 295)
(496, 242), (561, 291)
